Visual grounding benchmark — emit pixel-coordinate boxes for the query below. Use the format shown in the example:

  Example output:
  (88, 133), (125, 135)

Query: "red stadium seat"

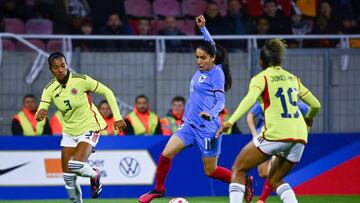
(215, 0), (228, 16)
(124, 0), (152, 18)
(26, 18), (53, 34)
(2, 39), (16, 51)
(16, 40), (46, 51)
(46, 40), (63, 52)
(150, 20), (164, 35)
(153, 0), (181, 17)
(3, 18), (26, 34)
(181, 0), (207, 17)
(177, 20), (195, 35)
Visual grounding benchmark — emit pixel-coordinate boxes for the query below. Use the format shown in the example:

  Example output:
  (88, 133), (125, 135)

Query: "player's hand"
(215, 122), (233, 138)
(36, 109), (47, 121)
(199, 111), (211, 121)
(114, 119), (126, 132)
(195, 15), (206, 28)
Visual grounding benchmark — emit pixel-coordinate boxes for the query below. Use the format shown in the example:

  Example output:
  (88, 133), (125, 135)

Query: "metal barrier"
(0, 33), (360, 134)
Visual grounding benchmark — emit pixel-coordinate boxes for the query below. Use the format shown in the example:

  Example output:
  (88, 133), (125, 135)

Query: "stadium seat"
(3, 18), (26, 34)
(215, 0), (228, 16)
(181, 0), (207, 17)
(26, 18), (53, 34)
(16, 40), (46, 51)
(46, 40), (63, 52)
(124, 0), (152, 18)
(153, 0), (181, 17)
(150, 20), (164, 35)
(2, 39), (16, 51)
(177, 20), (195, 35)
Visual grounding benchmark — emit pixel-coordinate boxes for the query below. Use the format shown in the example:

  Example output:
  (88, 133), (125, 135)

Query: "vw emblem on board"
(119, 157), (140, 177)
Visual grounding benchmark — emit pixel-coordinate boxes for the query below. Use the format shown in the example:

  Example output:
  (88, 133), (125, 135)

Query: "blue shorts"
(174, 123), (222, 157)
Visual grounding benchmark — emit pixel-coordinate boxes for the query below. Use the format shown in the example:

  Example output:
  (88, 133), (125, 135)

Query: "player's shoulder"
(71, 72), (87, 80)
(44, 78), (56, 90)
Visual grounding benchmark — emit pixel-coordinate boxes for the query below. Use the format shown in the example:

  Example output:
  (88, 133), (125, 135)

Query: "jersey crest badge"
(71, 88), (78, 95)
(199, 74), (207, 83)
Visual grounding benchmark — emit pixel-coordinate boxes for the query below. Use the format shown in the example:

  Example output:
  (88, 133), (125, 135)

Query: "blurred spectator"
(220, 108), (241, 135)
(254, 17), (270, 48)
(12, 94), (51, 136)
(243, 0), (263, 17)
(289, 11), (312, 48)
(158, 16), (186, 51)
(124, 95), (162, 135)
(1, 0), (28, 21)
(50, 111), (63, 135)
(32, 0), (53, 19)
(263, 0), (291, 34)
(339, 15), (359, 34)
(160, 96), (185, 136)
(196, 1), (230, 35)
(98, 100), (121, 135)
(130, 18), (154, 51)
(226, 0), (254, 35)
(99, 12), (131, 50)
(53, 0), (91, 34)
(74, 17), (97, 51)
(87, 0), (129, 33)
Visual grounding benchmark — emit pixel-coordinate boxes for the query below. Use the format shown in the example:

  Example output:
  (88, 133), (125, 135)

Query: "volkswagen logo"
(119, 157), (140, 177)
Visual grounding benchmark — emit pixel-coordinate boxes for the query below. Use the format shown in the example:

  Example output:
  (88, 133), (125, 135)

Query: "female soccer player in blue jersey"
(138, 15), (235, 203)
(36, 52), (126, 203)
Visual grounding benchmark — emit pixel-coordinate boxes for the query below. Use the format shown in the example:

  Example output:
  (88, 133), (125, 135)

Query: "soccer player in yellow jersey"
(217, 39), (321, 203)
(36, 52), (126, 203)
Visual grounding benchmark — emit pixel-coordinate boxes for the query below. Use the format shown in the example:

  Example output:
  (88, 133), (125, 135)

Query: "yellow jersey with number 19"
(38, 72), (122, 136)
(251, 66), (310, 143)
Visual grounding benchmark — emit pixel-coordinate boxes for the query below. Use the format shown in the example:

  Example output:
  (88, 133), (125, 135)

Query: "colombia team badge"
(71, 88), (78, 95)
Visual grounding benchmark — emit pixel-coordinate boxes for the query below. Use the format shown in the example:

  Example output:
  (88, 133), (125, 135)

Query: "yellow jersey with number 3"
(251, 66), (309, 143)
(38, 73), (107, 136)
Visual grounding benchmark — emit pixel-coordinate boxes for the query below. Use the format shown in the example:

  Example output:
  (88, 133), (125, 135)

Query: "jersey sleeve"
(200, 27), (216, 47)
(210, 68), (225, 92)
(249, 74), (266, 92)
(38, 88), (52, 111)
(298, 79), (321, 119)
(85, 75), (123, 121)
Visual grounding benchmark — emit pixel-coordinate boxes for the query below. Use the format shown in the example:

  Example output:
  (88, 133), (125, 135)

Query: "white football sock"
(276, 183), (298, 203)
(229, 183), (245, 203)
(68, 160), (97, 178)
(63, 173), (83, 203)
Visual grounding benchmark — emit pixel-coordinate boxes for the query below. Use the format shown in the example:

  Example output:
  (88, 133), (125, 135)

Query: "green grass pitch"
(1, 196), (360, 203)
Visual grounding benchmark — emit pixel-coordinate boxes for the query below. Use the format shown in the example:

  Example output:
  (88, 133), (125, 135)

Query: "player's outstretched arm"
(36, 88), (52, 121)
(196, 15), (216, 47)
(85, 76), (126, 130)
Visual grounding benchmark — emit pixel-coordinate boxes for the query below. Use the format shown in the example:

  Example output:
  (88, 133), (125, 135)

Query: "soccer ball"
(169, 197), (189, 203)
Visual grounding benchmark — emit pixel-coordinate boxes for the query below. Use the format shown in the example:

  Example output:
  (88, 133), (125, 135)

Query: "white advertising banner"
(0, 150), (156, 186)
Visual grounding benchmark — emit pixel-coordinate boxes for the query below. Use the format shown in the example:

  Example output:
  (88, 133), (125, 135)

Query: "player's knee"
(204, 167), (216, 177)
(258, 169), (268, 178)
(161, 150), (175, 159)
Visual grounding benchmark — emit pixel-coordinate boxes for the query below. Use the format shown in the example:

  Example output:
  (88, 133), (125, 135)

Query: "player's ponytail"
(215, 44), (232, 92)
(260, 39), (287, 68)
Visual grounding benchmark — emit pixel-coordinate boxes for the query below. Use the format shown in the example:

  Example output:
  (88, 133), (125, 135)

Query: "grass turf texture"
(1, 196), (360, 203)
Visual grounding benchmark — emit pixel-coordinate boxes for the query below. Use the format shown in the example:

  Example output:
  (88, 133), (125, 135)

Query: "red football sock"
(209, 166), (231, 183)
(259, 179), (273, 201)
(155, 154), (172, 192)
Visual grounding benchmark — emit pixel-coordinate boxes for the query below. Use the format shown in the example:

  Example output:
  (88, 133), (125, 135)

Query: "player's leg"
(267, 157), (297, 203)
(257, 157), (275, 203)
(139, 124), (192, 203)
(67, 131), (102, 198)
(267, 143), (304, 203)
(61, 135), (83, 203)
(200, 134), (231, 183)
(230, 141), (269, 203)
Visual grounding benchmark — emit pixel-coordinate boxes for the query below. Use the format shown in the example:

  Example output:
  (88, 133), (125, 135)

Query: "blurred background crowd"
(1, 0), (360, 51)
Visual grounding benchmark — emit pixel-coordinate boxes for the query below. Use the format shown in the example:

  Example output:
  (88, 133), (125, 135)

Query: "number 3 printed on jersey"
(275, 87), (300, 118)
(64, 100), (72, 111)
